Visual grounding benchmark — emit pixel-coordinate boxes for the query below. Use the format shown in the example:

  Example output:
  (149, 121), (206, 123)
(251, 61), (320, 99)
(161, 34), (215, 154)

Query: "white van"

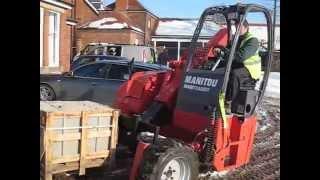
(74, 43), (156, 63)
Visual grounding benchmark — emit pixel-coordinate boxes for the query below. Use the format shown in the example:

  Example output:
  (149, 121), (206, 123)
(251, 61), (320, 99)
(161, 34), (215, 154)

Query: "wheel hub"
(163, 166), (176, 178)
(160, 158), (190, 180)
(40, 86), (52, 100)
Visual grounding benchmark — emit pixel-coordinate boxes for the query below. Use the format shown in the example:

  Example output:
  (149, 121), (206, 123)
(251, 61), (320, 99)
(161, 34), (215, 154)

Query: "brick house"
(75, 0), (159, 53)
(40, 0), (76, 74)
(40, 0), (159, 73)
(40, 0), (101, 74)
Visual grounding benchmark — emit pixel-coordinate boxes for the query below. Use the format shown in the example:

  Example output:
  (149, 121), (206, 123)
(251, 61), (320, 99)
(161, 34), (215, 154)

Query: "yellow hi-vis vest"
(240, 32), (261, 80)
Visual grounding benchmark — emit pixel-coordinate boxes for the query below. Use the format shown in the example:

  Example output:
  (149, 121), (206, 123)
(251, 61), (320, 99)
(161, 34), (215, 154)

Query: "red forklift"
(114, 3), (274, 180)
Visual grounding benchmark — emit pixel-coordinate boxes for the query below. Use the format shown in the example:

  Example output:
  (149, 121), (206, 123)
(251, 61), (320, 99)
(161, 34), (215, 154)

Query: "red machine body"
(115, 28), (258, 179)
(115, 28), (228, 116)
(129, 115), (257, 179)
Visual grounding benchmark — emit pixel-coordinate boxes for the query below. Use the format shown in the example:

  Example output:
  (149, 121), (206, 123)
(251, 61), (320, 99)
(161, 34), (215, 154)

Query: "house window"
(40, 8), (44, 67)
(148, 20), (151, 29)
(48, 11), (60, 67)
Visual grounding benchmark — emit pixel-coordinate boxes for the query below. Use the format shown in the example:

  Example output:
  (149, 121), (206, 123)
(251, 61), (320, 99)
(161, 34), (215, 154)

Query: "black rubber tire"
(137, 137), (199, 180)
(40, 84), (56, 101)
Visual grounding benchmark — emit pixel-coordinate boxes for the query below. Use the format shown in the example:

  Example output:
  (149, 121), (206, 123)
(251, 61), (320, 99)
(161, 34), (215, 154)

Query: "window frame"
(40, 8), (44, 67)
(48, 10), (60, 67)
(72, 63), (109, 79)
(105, 63), (130, 81)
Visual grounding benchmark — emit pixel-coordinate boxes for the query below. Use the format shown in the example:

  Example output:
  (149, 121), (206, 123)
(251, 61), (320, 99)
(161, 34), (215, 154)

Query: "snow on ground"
(265, 72), (280, 98)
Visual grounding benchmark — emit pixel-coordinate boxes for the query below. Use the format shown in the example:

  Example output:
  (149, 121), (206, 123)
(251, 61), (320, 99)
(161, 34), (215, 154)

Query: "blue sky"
(103, 0), (279, 23)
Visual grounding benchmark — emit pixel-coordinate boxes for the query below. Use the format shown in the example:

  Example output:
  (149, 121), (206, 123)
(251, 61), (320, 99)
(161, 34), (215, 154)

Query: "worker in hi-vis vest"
(212, 19), (261, 103)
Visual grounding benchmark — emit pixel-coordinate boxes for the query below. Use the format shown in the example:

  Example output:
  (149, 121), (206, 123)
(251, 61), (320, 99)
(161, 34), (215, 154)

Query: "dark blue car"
(40, 60), (168, 105)
(71, 55), (130, 70)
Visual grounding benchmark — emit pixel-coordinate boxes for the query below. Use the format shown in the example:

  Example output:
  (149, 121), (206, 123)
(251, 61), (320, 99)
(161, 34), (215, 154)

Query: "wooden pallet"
(40, 101), (119, 180)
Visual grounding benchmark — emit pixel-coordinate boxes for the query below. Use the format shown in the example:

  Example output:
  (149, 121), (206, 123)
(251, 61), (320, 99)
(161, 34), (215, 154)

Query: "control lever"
(211, 51), (225, 71)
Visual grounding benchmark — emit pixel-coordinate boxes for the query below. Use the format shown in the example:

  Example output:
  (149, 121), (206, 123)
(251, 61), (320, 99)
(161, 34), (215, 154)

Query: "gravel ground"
(54, 97), (280, 180)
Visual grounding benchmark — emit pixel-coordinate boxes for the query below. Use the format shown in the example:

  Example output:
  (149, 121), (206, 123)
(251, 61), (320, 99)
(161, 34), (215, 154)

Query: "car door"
(92, 63), (130, 105)
(59, 63), (109, 101)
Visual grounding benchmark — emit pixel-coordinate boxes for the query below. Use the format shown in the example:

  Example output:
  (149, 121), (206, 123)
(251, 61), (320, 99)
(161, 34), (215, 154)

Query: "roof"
(84, 0), (99, 15)
(41, 0), (73, 9)
(105, 1), (145, 11)
(78, 11), (144, 33)
(104, 1), (158, 19)
(88, 0), (104, 10)
(154, 18), (221, 37)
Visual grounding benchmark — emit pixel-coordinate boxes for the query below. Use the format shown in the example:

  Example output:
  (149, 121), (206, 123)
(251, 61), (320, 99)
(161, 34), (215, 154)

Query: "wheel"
(137, 137), (199, 180)
(40, 84), (56, 101)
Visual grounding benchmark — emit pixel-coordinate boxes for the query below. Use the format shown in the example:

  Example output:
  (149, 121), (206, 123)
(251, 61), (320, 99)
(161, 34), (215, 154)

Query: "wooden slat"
(84, 158), (105, 168)
(108, 110), (119, 170)
(87, 113), (113, 117)
(111, 110), (119, 150)
(49, 131), (110, 141)
(87, 130), (111, 138)
(50, 162), (79, 174)
(49, 159), (106, 174)
(45, 113), (53, 180)
(50, 132), (81, 141)
(86, 151), (110, 159)
(79, 111), (88, 175)
(51, 155), (80, 164)
(49, 112), (82, 117)
(40, 111), (46, 125)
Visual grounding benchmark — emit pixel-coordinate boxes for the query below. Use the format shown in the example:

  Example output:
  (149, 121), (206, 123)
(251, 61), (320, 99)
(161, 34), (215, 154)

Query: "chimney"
(115, 0), (128, 11)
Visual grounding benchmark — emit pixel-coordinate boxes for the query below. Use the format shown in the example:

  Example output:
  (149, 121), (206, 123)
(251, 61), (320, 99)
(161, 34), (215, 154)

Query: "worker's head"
(235, 19), (249, 35)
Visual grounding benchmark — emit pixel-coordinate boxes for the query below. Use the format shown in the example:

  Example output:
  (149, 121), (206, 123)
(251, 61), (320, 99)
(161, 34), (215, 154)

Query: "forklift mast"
(126, 4), (274, 179)
(185, 3), (274, 113)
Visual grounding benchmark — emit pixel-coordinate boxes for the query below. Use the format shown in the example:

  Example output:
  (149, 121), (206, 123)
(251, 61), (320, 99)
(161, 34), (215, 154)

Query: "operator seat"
(231, 79), (258, 117)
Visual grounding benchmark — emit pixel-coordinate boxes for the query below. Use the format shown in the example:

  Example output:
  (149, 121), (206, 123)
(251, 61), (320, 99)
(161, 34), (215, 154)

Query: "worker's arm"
(233, 37), (259, 63)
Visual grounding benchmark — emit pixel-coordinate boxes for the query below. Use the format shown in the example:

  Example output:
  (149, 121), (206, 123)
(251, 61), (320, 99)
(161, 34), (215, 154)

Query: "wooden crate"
(40, 101), (119, 180)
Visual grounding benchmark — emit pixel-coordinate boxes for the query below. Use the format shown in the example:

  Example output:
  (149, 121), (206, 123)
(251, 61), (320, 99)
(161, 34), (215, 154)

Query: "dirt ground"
(55, 97), (280, 180)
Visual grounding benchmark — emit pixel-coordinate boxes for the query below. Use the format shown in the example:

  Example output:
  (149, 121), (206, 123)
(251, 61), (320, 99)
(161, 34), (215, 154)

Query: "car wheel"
(40, 84), (56, 101)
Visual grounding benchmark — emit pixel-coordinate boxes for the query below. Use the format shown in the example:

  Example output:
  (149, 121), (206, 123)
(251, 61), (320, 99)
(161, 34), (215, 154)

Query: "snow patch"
(81, 17), (144, 32)
(265, 72), (280, 98)
(260, 123), (271, 131)
(100, 23), (128, 29)
(131, 26), (144, 33)
(199, 170), (229, 179)
(85, 17), (123, 29)
(256, 72), (280, 99)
